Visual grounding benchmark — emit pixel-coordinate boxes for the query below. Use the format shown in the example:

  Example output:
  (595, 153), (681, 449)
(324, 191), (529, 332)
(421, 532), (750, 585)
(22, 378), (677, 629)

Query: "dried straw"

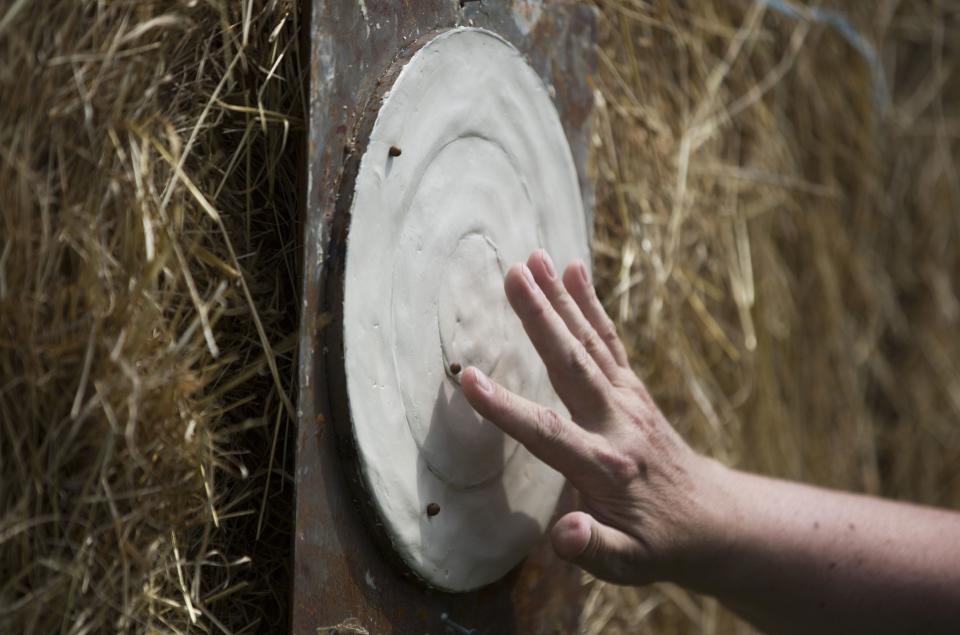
(1, 1), (302, 632)
(584, 1), (960, 632)
(1, 1), (957, 634)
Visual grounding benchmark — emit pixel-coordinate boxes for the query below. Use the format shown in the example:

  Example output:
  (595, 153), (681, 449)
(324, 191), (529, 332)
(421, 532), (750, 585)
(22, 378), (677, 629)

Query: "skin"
(460, 248), (960, 635)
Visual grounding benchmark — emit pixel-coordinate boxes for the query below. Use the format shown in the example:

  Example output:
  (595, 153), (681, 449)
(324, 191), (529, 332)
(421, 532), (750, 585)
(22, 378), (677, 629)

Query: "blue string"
(758, 0), (889, 111)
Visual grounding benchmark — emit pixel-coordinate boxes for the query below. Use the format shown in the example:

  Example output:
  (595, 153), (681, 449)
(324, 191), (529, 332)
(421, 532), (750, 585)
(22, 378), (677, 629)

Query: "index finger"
(461, 366), (598, 482)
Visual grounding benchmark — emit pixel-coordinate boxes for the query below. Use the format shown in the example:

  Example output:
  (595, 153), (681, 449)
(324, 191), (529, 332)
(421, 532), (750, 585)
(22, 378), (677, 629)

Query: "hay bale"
(1, 1), (301, 632)
(1, 1), (957, 633)
(584, 1), (960, 632)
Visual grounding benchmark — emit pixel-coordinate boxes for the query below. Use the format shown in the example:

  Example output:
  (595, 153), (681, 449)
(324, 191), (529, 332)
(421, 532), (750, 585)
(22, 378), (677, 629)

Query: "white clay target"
(340, 27), (590, 591)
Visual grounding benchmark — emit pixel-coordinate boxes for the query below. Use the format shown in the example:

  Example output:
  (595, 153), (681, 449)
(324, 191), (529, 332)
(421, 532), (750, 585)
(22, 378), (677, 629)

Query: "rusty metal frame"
(295, 2), (597, 633)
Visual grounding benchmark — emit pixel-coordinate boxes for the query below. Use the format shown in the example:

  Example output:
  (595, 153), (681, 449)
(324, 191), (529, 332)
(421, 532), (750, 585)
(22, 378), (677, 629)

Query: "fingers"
(461, 366), (597, 481)
(551, 511), (643, 584)
(504, 261), (610, 418)
(562, 260), (630, 368)
(526, 249), (621, 380)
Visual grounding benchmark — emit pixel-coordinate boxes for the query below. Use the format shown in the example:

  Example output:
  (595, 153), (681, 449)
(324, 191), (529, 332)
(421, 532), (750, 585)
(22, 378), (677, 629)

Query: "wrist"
(661, 455), (745, 591)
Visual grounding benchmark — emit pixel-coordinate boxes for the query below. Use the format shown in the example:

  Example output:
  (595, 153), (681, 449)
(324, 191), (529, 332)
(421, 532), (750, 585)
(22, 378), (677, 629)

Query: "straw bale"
(1, 1), (302, 632)
(1, 1), (957, 633)
(584, 1), (960, 632)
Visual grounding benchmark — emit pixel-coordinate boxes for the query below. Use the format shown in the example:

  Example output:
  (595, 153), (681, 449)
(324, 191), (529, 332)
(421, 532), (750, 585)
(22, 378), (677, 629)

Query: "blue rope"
(758, 0), (889, 110)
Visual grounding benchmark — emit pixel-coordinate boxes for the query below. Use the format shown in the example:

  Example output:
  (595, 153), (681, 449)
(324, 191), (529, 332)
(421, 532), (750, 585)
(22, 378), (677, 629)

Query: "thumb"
(550, 511), (643, 584)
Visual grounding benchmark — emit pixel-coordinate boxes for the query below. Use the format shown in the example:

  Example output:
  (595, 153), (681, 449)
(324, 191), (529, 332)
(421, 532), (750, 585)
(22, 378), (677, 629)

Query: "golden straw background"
(1, 1), (958, 633)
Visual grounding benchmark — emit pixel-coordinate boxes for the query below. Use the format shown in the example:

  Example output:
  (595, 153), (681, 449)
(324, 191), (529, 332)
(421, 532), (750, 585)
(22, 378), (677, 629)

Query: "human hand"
(467, 250), (960, 631)
(461, 249), (724, 585)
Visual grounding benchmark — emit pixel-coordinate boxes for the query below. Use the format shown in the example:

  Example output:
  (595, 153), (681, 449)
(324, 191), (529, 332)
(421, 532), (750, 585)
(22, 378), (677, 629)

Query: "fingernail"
(540, 249), (556, 279)
(521, 264), (538, 291)
(472, 368), (493, 393)
(577, 260), (590, 286)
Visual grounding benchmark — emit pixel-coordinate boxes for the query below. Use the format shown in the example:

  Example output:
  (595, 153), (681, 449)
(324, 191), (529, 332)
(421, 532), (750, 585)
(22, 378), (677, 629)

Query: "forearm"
(675, 460), (960, 634)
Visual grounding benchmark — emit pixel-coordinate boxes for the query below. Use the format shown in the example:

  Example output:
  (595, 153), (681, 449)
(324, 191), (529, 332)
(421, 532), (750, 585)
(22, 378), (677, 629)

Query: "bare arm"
(461, 249), (960, 634)
(681, 464), (960, 634)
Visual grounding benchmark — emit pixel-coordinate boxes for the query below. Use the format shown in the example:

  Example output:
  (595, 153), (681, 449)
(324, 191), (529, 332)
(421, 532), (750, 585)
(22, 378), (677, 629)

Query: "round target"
(326, 27), (590, 592)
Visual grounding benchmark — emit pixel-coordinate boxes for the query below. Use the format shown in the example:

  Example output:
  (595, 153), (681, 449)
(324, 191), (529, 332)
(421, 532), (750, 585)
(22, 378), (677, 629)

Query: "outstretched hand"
(461, 249), (722, 584)
(461, 249), (960, 635)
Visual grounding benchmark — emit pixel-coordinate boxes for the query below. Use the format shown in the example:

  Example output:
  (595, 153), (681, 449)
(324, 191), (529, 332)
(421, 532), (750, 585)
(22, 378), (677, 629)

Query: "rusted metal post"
(295, 2), (596, 632)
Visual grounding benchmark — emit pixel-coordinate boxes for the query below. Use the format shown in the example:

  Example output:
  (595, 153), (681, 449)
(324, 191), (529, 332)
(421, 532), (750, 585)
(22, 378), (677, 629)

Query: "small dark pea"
(426, 503), (441, 517)
(449, 363), (462, 375)
(388, 145), (402, 157)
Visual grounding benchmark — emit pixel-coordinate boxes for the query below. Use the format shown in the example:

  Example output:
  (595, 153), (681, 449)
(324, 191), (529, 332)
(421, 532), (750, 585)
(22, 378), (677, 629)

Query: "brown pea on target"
(426, 503), (441, 517)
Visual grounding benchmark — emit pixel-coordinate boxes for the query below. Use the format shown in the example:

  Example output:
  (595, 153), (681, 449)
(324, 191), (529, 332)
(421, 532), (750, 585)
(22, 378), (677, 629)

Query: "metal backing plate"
(296, 2), (596, 632)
